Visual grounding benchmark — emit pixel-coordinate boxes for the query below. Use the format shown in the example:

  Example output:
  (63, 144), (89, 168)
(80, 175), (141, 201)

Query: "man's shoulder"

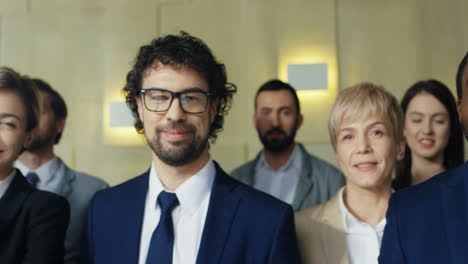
(230, 158), (257, 177)
(300, 149), (344, 189)
(218, 170), (292, 216)
(70, 170), (108, 188)
(392, 163), (468, 207)
(92, 171), (148, 203)
(238, 179), (290, 210)
(227, 177), (296, 238)
(303, 151), (341, 174)
(56, 158), (108, 190)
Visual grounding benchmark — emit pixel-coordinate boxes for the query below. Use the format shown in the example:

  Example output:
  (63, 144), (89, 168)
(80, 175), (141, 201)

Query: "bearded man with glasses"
(81, 32), (300, 264)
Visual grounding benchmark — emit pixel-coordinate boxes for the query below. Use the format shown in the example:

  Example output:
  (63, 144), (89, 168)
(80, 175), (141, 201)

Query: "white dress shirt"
(254, 144), (302, 204)
(0, 170), (16, 200)
(338, 188), (386, 264)
(138, 159), (216, 264)
(15, 158), (61, 193)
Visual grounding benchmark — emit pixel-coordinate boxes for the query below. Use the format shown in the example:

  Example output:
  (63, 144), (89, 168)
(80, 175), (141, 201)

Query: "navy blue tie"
(25, 172), (40, 188)
(146, 191), (179, 264)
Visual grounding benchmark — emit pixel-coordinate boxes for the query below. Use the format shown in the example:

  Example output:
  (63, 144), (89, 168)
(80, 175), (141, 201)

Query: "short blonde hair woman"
(295, 83), (405, 264)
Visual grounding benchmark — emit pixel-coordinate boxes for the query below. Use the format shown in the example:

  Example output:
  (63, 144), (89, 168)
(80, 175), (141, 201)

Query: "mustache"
(265, 127), (287, 136)
(156, 121), (196, 133)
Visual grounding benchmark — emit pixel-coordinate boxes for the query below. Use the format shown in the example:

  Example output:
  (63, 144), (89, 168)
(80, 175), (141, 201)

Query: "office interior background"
(1, 0), (466, 185)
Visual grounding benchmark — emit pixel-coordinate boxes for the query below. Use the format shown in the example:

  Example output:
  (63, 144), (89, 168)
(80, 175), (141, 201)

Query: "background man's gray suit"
(231, 144), (344, 211)
(55, 158), (108, 263)
(17, 158), (108, 264)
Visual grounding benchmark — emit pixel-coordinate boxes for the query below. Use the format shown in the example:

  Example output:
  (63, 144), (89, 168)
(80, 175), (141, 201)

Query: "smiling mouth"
(418, 138), (435, 148)
(354, 162), (378, 171)
(162, 130), (191, 141)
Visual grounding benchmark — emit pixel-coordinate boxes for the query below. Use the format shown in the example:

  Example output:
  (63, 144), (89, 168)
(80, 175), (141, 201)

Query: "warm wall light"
(287, 63), (328, 90)
(109, 101), (134, 127)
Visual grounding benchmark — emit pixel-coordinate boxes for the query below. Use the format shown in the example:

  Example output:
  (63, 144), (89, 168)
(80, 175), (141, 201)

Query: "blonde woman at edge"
(295, 83), (405, 264)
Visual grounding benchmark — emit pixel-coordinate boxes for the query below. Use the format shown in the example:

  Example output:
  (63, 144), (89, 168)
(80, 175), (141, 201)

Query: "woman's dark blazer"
(0, 170), (70, 264)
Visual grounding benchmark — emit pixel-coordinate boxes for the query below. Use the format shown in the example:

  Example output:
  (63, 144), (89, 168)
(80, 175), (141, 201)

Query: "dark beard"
(148, 122), (209, 167)
(27, 135), (52, 152)
(27, 122), (57, 152)
(258, 126), (297, 153)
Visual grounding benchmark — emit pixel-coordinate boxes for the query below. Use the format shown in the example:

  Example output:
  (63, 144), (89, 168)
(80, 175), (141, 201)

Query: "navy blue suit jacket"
(82, 162), (300, 264)
(379, 162), (468, 263)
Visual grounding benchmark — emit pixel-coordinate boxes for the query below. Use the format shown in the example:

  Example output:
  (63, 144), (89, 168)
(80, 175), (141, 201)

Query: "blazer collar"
(118, 170), (150, 263)
(53, 158), (75, 197)
(248, 143), (305, 186)
(291, 144), (315, 210)
(440, 163), (468, 262)
(318, 188), (349, 264)
(244, 152), (261, 186)
(0, 170), (33, 227)
(125, 164), (240, 264)
(251, 143), (313, 210)
(196, 161), (242, 264)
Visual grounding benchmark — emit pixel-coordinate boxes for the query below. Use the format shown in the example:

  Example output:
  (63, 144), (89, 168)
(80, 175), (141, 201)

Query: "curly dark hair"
(123, 31), (237, 143)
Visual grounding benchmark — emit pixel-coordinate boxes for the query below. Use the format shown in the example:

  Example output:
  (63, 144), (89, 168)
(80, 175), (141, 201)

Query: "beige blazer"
(295, 187), (349, 264)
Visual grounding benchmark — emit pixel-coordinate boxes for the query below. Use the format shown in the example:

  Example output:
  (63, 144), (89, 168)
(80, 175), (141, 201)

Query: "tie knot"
(26, 172), (40, 188)
(157, 191), (179, 214)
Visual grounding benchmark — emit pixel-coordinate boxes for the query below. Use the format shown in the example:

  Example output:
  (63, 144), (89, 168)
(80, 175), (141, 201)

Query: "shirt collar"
(149, 159), (216, 216)
(0, 169), (17, 200)
(15, 157), (59, 184)
(338, 187), (387, 233)
(256, 143), (302, 171)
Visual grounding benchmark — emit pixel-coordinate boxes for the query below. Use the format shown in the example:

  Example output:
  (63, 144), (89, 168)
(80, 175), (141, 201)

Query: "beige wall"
(0, 0), (466, 185)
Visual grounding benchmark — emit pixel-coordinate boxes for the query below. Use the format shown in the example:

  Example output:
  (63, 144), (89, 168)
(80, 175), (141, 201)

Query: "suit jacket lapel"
(319, 189), (349, 264)
(54, 158), (74, 198)
(196, 163), (242, 264)
(245, 153), (260, 186)
(122, 171), (149, 262)
(440, 164), (468, 263)
(292, 144), (314, 210)
(0, 170), (32, 234)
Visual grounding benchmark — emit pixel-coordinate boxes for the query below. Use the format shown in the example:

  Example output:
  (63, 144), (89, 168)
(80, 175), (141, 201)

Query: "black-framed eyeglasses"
(140, 88), (211, 114)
